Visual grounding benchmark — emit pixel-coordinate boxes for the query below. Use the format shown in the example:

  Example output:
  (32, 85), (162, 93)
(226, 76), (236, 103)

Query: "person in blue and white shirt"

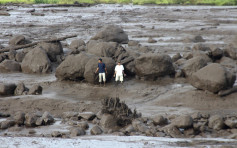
(95, 58), (107, 86)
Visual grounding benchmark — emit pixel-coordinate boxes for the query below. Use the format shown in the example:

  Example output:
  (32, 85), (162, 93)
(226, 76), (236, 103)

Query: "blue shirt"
(98, 63), (106, 73)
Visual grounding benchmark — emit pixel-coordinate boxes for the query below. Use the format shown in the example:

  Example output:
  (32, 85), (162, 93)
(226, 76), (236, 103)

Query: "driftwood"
(0, 34), (77, 53)
(218, 86), (237, 97)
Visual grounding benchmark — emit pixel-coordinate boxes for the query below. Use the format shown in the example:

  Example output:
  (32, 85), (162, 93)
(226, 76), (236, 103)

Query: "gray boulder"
(69, 39), (85, 50)
(224, 45), (237, 60)
(0, 60), (21, 72)
(219, 56), (237, 74)
(25, 113), (39, 127)
(70, 128), (86, 137)
(87, 41), (118, 57)
(134, 54), (175, 80)
(78, 112), (96, 121)
(190, 63), (236, 93)
(0, 120), (15, 129)
(192, 35), (205, 43)
(192, 44), (211, 52)
(91, 25), (129, 44)
(15, 52), (26, 62)
(13, 111), (25, 125)
(9, 35), (27, 45)
(0, 53), (7, 63)
(225, 118), (237, 129)
(210, 48), (223, 60)
(181, 56), (209, 77)
(21, 47), (51, 73)
(28, 85), (43, 95)
(8, 49), (17, 60)
(172, 53), (182, 62)
(208, 115), (224, 130)
(90, 125), (103, 135)
(128, 40), (139, 46)
(41, 111), (54, 125)
(100, 114), (117, 129)
(14, 83), (28, 95)
(0, 83), (16, 96)
(77, 121), (89, 130)
(84, 57), (116, 84)
(55, 53), (94, 81)
(172, 115), (193, 129)
(37, 42), (63, 62)
(153, 115), (168, 126)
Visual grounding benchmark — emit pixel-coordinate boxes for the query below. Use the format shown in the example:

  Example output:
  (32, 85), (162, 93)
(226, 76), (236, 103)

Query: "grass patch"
(0, 0), (236, 5)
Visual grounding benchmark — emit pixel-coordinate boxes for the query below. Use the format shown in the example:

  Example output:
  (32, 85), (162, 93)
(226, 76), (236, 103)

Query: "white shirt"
(115, 65), (124, 75)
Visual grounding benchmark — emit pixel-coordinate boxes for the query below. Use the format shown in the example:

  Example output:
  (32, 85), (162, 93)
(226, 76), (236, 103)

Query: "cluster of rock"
(172, 42), (237, 94)
(0, 111), (54, 130)
(0, 83), (42, 96)
(0, 35), (64, 74)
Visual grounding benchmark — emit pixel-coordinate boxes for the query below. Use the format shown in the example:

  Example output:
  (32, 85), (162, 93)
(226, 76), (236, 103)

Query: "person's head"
(98, 58), (102, 63)
(117, 61), (121, 65)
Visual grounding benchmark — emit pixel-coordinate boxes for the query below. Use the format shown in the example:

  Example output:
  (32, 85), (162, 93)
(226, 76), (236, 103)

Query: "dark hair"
(99, 58), (102, 62)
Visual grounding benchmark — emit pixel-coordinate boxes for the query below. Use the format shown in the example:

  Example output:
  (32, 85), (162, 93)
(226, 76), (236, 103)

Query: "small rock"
(125, 125), (135, 133)
(148, 37), (157, 43)
(153, 115), (168, 126)
(15, 52), (26, 62)
(0, 83), (17, 96)
(0, 120), (15, 129)
(62, 112), (79, 119)
(184, 128), (195, 136)
(78, 112), (96, 121)
(9, 35), (26, 45)
(51, 131), (62, 137)
(25, 113), (38, 127)
(192, 35), (205, 43)
(35, 117), (43, 126)
(29, 129), (36, 134)
(14, 83), (28, 96)
(172, 53), (182, 62)
(13, 111), (25, 125)
(225, 118), (237, 129)
(0, 11), (10, 16)
(100, 114), (117, 129)
(42, 111), (54, 125)
(128, 40), (139, 46)
(28, 85), (43, 95)
(77, 121), (89, 130)
(162, 124), (183, 138)
(70, 128), (86, 137)
(208, 115), (224, 130)
(90, 125), (103, 135)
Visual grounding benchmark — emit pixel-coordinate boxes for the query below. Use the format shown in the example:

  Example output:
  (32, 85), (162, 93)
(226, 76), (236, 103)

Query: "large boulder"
(21, 47), (52, 74)
(181, 56), (209, 77)
(0, 83), (16, 96)
(134, 54), (175, 80)
(86, 41), (118, 57)
(37, 42), (63, 62)
(190, 63), (236, 93)
(90, 125), (103, 135)
(224, 45), (237, 60)
(24, 113), (39, 127)
(91, 25), (129, 44)
(0, 60), (21, 72)
(13, 111), (25, 125)
(84, 57), (116, 84)
(28, 85), (43, 95)
(55, 53), (94, 81)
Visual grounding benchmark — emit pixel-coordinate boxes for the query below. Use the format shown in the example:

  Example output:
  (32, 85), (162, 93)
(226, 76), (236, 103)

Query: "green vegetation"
(0, 0), (237, 5)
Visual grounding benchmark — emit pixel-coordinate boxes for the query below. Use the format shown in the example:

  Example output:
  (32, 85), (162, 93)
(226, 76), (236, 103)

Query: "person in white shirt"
(114, 61), (126, 83)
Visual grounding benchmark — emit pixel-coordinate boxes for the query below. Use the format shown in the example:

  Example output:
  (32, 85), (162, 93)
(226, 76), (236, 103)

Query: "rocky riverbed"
(0, 3), (237, 147)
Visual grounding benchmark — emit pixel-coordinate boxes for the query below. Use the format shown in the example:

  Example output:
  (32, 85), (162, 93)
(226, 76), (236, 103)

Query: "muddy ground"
(0, 4), (237, 146)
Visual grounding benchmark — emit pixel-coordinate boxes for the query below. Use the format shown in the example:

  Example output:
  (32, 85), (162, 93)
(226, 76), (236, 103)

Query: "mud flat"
(0, 3), (237, 147)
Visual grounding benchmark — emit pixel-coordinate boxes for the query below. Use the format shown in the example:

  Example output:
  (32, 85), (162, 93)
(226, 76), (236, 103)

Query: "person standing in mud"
(114, 61), (126, 84)
(95, 58), (107, 86)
